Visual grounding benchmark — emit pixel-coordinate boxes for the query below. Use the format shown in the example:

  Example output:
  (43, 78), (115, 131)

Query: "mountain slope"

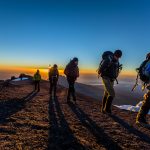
(0, 81), (150, 149)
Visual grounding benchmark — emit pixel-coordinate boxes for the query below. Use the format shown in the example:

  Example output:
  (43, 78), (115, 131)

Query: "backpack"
(98, 51), (122, 83)
(132, 60), (150, 91)
(64, 63), (79, 78)
(102, 51), (114, 60)
(138, 60), (150, 83)
(98, 51), (113, 72)
(49, 68), (58, 80)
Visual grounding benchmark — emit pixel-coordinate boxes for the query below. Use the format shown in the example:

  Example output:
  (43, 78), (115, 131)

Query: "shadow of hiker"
(0, 80), (11, 92)
(48, 97), (84, 150)
(110, 114), (150, 143)
(68, 102), (122, 150)
(0, 91), (37, 124)
(0, 127), (16, 135)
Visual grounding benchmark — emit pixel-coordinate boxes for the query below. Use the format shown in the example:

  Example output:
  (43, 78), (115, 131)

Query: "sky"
(0, 0), (150, 75)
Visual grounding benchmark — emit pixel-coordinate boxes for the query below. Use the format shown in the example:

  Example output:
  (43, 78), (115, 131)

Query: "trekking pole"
(98, 74), (100, 79)
(116, 79), (118, 84)
(115, 64), (123, 85)
(142, 83), (146, 91)
(119, 64), (123, 72)
(132, 74), (139, 92)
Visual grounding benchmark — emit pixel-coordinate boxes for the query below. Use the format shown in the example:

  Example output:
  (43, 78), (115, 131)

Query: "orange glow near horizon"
(0, 66), (136, 79)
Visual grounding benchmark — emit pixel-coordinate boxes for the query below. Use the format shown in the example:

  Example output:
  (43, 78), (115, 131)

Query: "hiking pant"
(136, 91), (150, 123)
(50, 79), (57, 96)
(101, 77), (115, 112)
(67, 77), (76, 101)
(34, 81), (40, 91)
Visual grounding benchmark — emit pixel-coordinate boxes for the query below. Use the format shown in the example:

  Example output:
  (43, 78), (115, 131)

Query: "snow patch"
(12, 77), (28, 81)
(115, 101), (150, 114)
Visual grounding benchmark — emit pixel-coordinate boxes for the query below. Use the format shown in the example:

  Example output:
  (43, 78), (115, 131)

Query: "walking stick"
(132, 74), (139, 92)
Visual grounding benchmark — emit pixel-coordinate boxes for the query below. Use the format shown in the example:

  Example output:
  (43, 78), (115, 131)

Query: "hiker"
(49, 64), (59, 97)
(98, 50), (122, 114)
(64, 57), (79, 103)
(136, 53), (150, 126)
(19, 73), (23, 80)
(33, 69), (41, 92)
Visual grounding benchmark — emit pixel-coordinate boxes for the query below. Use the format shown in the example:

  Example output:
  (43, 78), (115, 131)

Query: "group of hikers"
(32, 50), (150, 127)
(33, 57), (79, 104)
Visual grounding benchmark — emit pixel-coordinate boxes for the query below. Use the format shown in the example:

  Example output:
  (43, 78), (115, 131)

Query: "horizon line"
(0, 65), (136, 76)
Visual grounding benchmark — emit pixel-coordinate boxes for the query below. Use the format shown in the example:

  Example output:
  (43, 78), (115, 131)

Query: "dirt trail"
(0, 81), (150, 149)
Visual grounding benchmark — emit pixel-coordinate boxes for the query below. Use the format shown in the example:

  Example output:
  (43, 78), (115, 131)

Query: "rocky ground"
(0, 81), (150, 150)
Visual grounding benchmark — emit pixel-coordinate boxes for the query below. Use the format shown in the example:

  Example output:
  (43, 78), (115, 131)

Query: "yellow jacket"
(33, 73), (41, 81)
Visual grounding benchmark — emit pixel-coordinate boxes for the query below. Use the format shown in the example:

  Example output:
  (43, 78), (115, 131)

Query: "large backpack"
(98, 51), (113, 71)
(102, 51), (114, 60)
(64, 63), (79, 78)
(49, 68), (58, 80)
(132, 60), (150, 91)
(98, 51), (122, 82)
(138, 60), (150, 83)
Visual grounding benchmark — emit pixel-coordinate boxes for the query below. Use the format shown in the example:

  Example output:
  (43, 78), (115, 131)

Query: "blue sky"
(0, 0), (150, 72)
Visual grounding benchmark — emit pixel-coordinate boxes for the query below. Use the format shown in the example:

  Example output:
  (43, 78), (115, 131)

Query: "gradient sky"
(0, 0), (150, 73)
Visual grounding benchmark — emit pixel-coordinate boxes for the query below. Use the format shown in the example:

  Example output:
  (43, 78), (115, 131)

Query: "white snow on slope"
(115, 101), (150, 114)
(12, 77), (28, 81)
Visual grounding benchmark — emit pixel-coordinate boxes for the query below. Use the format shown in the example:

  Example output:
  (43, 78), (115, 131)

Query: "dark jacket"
(49, 67), (59, 81)
(99, 57), (120, 80)
(64, 61), (79, 80)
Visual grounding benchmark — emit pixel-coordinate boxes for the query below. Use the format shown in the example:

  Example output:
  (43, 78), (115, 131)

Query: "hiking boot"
(100, 109), (106, 114)
(104, 96), (113, 114)
(67, 98), (70, 103)
(136, 114), (148, 124)
(105, 110), (112, 115)
(72, 93), (76, 102)
(136, 120), (148, 125)
(101, 94), (108, 113)
(136, 102), (149, 126)
(73, 97), (76, 103)
(73, 100), (77, 105)
(136, 120), (150, 128)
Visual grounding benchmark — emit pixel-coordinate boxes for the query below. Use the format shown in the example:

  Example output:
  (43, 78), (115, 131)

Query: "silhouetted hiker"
(98, 50), (122, 114)
(135, 53), (150, 126)
(19, 73), (23, 80)
(49, 64), (59, 97)
(33, 69), (41, 92)
(64, 57), (79, 103)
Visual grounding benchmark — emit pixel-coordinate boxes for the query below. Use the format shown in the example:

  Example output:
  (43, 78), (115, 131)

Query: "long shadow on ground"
(48, 97), (84, 150)
(0, 91), (37, 124)
(110, 114), (150, 143)
(68, 102), (122, 150)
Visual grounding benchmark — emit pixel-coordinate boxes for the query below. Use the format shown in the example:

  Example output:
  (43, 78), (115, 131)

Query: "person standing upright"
(64, 57), (79, 103)
(49, 64), (59, 98)
(98, 50), (122, 114)
(33, 69), (41, 92)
